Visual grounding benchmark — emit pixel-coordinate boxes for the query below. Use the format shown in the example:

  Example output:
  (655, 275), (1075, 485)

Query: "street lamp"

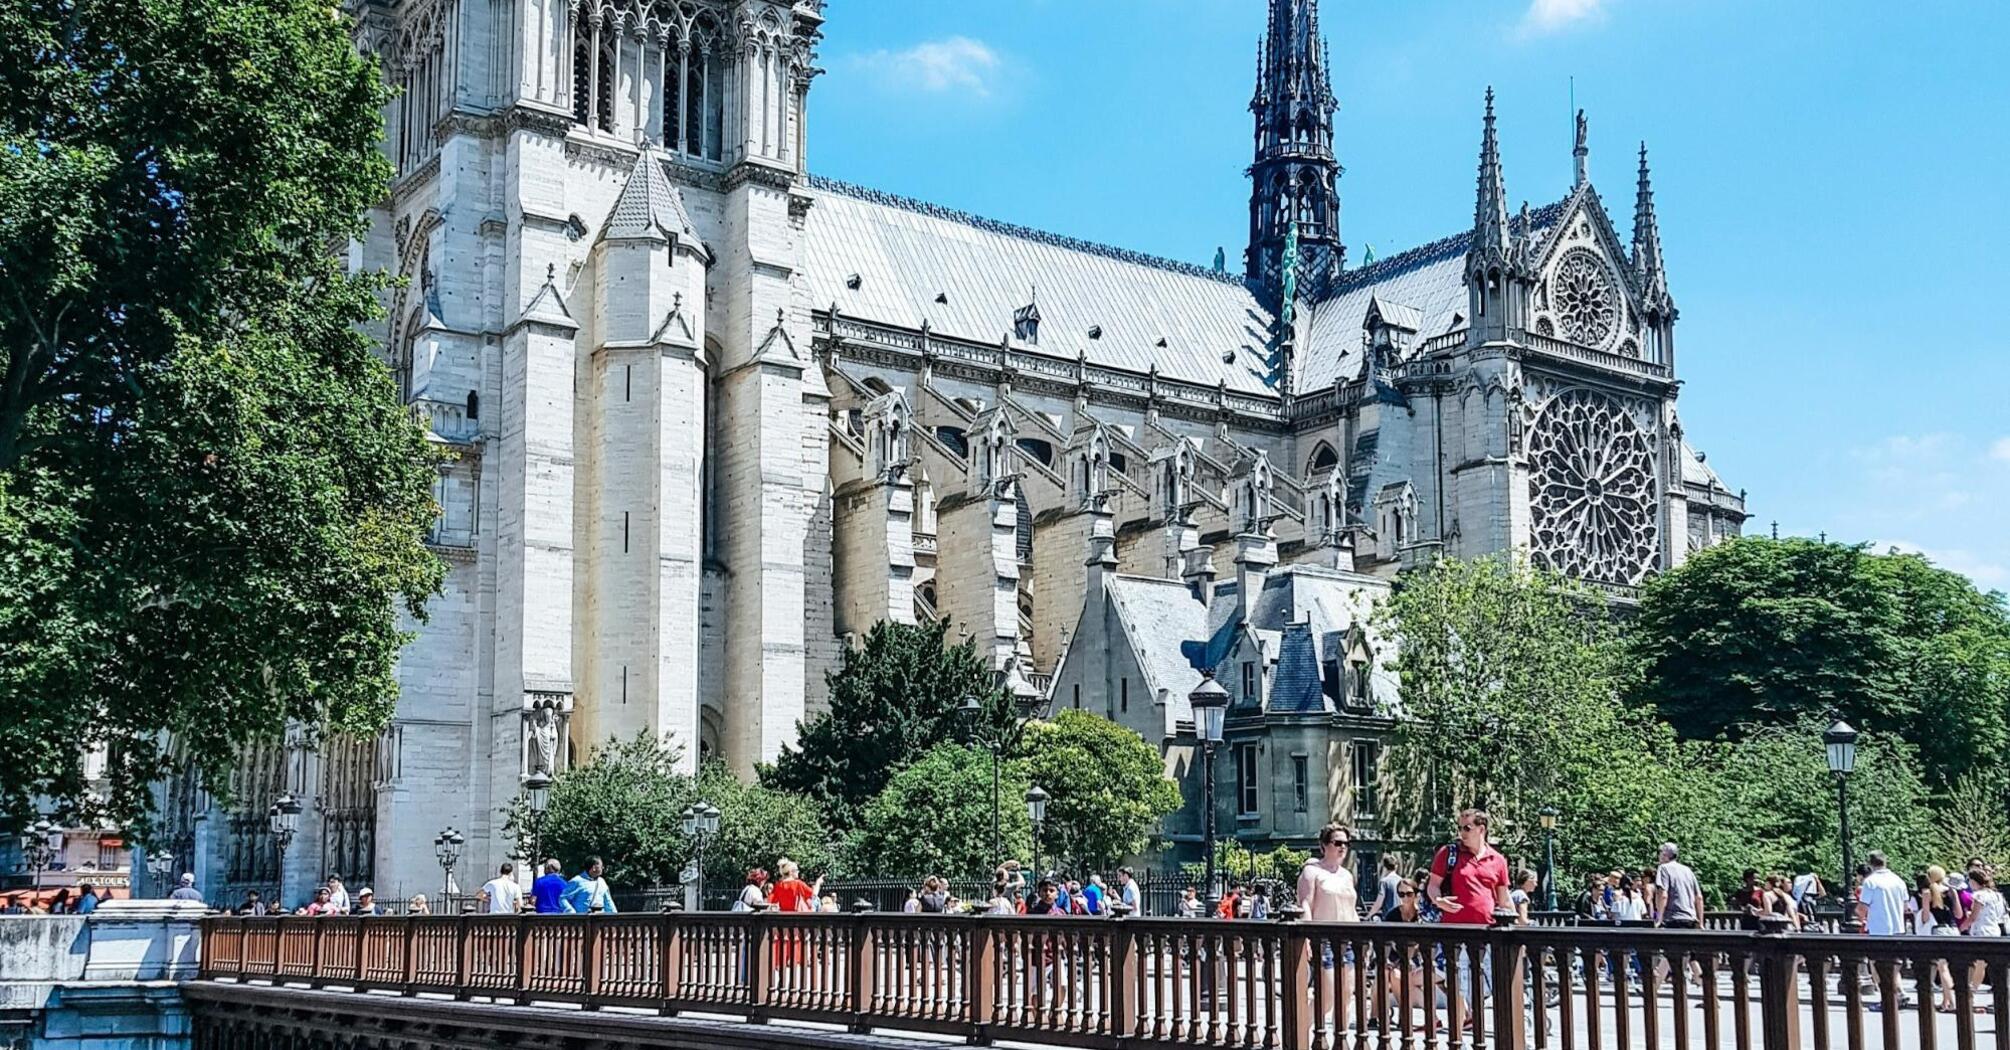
(434, 826), (465, 901)
(1824, 718), (1860, 933)
(960, 694), (1004, 866)
(1025, 786), (1049, 881)
(268, 792), (300, 909)
(20, 818), (57, 896)
(1538, 806), (1559, 913)
(681, 801), (721, 910)
(146, 849), (176, 899)
(523, 771), (552, 864)
(1189, 672), (1230, 915)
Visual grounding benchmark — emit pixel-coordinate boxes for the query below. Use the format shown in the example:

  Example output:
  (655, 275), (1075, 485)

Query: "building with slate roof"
(163, 0), (1750, 901)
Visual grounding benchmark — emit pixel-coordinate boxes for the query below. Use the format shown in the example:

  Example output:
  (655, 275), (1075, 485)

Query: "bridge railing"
(200, 912), (2010, 1050)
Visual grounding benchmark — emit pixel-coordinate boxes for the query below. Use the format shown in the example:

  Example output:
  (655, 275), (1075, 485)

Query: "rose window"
(1527, 389), (1659, 584)
(1551, 249), (1619, 348)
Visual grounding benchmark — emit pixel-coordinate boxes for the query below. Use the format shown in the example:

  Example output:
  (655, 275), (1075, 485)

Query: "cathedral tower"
(1464, 88), (1536, 346)
(1246, 0), (1343, 293)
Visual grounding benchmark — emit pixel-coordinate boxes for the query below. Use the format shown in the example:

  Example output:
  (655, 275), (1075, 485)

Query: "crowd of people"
(0, 882), (104, 914)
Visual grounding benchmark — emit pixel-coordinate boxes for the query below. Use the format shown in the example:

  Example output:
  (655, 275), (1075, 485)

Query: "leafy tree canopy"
(1373, 554), (1641, 854)
(1017, 709), (1182, 871)
(0, 0), (441, 831)
(1630, 538), (2010, 790)
(511, 734), (832, 889)
(763, 618), (1008, 832)
(846, 743), (1030, 878)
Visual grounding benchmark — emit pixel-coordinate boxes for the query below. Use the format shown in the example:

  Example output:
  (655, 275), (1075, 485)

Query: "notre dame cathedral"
(162, 0), (1747, 900)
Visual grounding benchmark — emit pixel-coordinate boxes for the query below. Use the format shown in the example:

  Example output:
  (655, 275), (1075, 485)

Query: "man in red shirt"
(1427, 809), (1512, 1018)
(1427, 808), (1512, 924)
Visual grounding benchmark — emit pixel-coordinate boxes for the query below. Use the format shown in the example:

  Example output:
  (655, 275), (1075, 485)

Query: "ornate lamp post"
(523, 771), (552, 864)
(434, 827), (465, 902)
(146, 849), (176, 899)
(1189, 673), (1230, 916)
(1539, 806), (1559, 913)
(962, 690), (1041, 868)
(268, 792), (300, 908)
(1825, 718), (1860, 933)
(680, 801), (720, 910)
(1025, 786), (1049, 881)
(20, 818), (57, 896)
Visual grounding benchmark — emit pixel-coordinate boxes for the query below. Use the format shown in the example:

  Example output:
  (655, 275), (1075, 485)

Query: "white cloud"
(1990, 436), (2010, 463)
(1521, 0), (1607, 35)
(1872, 539), (2009, 589)
(853, 36), (1002, 98)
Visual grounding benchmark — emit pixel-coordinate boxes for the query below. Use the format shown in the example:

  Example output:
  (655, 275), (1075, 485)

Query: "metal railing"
(198, 912), (2010, 1050)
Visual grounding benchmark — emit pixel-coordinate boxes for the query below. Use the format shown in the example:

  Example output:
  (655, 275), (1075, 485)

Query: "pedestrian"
(1510, 869), (1537, 925)
(1298, 824), (1359, 1029)
(325, 876), (350, 914)
(1965, 868), (2006, 936)
(532, 859), (568, 914)
(917, 875), (948, 913)
(1651, 844), (1704, 930)
(353, 887), (381, 916)
(1731, 869), (1765, 931)
(47, 888), (72, 915)
(1250, 883), (1270, 921)
(477, 862), (523, 914)
(770, 858), (817, 913)
(1855, 852), (1910, 1003)
(1921, 865), (1963, 1011)
(1370, 855), (1403, 921)
(561, 857), (617, 914)
(1791, 868), (1824, 911)
(1114, 868), (1141, 916)
(1082, 874), (1107, 916)
(169, 873), (204, 903)
(1, 897), (25, 914)
(1427, 810), (1511, 1017)
(1177, 886), (1204, 918)
(1573, 873), (1601, 921)
(236, 890), (266, 916)
(74, 883), (99, 915)
(1216, 883), (1243, 919)
(304, 886), (337, 915)
(734, 869), (769, 912)
(1026, 878), (1065, 915)
(408, 895), (431, 916)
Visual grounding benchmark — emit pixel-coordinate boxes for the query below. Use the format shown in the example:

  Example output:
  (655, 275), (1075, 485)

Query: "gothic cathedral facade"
(171, 0), (1747, 898)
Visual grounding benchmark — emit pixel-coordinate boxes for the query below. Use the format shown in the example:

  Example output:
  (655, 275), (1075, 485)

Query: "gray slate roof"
(1297, 200), (1566, 391)
(1106, 574), (1211, 723)
(804, 176), (1278, 395)
(603, 148), (701, 245)
(1268, 623), (1330, 714)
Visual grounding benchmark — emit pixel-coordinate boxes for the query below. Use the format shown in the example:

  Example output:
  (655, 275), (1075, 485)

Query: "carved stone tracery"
(1527, 387), (1658, 584)
(1550, 248), (1619, 349)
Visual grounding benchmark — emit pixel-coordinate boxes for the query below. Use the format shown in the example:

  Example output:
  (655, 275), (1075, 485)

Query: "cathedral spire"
(1633, 141), (1675, 323)
(1246, 0), (1342, 295)
(1472, 87), (1511, 256)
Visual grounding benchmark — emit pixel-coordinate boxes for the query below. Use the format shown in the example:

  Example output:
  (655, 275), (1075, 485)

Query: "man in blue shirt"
(531, 859), (569, 914)
(74, 883), (99, 914)
(561, 857), (618, 914)
(1081, 875), (1106, 916)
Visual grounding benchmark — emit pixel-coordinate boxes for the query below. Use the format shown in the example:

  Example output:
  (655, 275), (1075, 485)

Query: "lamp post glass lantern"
(21, 818), (57, 894)
(960, 693), (1006, 867)
(146, 849), (175, 898)
(1824, 718), (1860, 931)
(682, 802), (721, 909)
(269, 792), (301, 908)
(1538, 806), (1559, 913)
(434, 827), (465, 900)
(1189, 673), (1230, 913)
(1025, 785), (1049, 881)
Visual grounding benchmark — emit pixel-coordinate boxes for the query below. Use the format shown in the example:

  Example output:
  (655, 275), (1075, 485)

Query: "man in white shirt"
(1858, 851), (1909, 936)
(478, 862), (524, 915)
(1115, 868), (1142, 916)
(325, 876), (350, 914)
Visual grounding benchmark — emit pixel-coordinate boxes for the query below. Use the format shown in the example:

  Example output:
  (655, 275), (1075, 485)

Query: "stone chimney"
(1233, 530), (1278, 622)
(1181, 543), (1219, 601)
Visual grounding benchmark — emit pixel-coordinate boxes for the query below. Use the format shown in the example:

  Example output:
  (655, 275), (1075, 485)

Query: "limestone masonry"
(160, 0), (1746, 900)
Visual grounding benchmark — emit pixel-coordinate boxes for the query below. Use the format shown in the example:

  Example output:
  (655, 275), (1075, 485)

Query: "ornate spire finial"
(1246, 0), (1342, 289)
(1473, 87), (1510, 252)
(1634, 140), (1669, 308)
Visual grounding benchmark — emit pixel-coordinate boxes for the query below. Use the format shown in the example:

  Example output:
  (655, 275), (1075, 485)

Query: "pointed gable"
(602, 146), (705, 253)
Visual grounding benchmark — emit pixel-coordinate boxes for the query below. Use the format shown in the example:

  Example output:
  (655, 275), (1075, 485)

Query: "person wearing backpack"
(1426, 810), (1511, 1015)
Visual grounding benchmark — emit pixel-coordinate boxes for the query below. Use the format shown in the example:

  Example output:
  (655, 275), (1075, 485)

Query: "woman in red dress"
(769, 858), (821, 968)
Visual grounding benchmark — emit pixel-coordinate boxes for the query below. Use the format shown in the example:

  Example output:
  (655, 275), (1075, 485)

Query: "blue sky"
(808, 0), (2010, 590)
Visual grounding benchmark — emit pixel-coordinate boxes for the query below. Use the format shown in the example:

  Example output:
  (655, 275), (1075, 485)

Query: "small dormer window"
(1087, 325), (1103, 340)
(1013, 300), (1040, 343)
(934, 292), (948, 304)
(845, 273), (862, 290)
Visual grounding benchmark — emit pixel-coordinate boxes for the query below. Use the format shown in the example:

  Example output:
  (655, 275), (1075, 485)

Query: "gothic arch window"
(1308, 441), (1339, 475)
(935, 426), (967, 458)
(465, 390), (479, 421)
(1016, 437), (1054, 468)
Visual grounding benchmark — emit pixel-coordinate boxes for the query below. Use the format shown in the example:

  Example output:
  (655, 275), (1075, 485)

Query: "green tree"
(1018, 710), (1182, 871)
(515, 734), (690, 888)
(1372, 554), (1645, 856)
(0, 0), (441, 830)
(692, 762), (835, 887)
(764, 619), (1007, 833)
(1630, 538), (2010, 790)
(1931, 772), (2010, 875)
(846, 743), (1031, 877)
